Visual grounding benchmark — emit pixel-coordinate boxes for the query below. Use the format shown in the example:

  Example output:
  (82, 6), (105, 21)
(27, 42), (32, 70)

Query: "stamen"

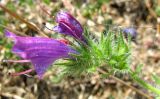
(43, 24), (54, 31)
(23, 74), (33, 78)
(9, 68), (34, 76)
(3, 59), (30, 63)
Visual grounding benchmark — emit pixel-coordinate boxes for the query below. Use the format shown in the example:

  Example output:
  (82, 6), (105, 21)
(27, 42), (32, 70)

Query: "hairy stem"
(131, 72), (160, 96)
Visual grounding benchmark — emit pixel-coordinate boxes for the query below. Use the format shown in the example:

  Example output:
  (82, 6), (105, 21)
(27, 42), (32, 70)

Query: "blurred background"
(0, 0), (160, 99)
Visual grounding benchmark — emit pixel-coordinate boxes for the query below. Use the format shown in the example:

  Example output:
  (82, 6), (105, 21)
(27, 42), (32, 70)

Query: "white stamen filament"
(3, 59), (30, 63)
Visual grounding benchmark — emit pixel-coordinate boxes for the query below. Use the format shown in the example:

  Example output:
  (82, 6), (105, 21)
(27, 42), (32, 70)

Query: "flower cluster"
(5, 11), (84, 79)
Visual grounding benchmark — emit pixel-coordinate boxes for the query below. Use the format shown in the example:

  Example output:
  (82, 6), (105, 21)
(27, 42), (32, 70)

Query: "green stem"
(131, 72), (160, 96)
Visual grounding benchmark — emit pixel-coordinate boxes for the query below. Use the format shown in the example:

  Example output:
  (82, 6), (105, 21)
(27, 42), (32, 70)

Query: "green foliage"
(6, 1), (16, 11)
(18, 0), (34, 6)
(51, 72), (65, 83)
(97, 0), (110, 6)
(82, 4), (97, 18)
(4, 43), (13, 58)
(82, 2), (104, 18)
(155, 6), (160, 16)
(156, 96), (160, 99)
(43, 0), (51, 5)
(56, 28), (131, 77)
(54, 28), (160, 96)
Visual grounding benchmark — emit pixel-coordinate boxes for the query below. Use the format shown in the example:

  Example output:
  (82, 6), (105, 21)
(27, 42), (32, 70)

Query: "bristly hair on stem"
(55, 27), (132, 77)
(54, 27), (160, 96)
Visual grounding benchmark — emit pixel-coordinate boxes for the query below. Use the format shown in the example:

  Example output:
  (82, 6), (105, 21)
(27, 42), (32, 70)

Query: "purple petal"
(53, 23), (72, 35)
(31, 57), (56, 79)
(54, 11), (84, 41)
(56, 11), (83, 34)
(5, 30), (76, 78)
(122, 28), (137, 39)
(5, 30), (17, 38)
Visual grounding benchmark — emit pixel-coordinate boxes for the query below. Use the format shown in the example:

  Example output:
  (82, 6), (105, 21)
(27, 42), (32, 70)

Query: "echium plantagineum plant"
(5, 11), (160, 97)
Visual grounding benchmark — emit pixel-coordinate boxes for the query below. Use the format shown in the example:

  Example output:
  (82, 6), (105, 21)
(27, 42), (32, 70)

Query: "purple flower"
(53, 11), (85, 41)
(122, 27), (137, 41)
(5, 30), (76, 79)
